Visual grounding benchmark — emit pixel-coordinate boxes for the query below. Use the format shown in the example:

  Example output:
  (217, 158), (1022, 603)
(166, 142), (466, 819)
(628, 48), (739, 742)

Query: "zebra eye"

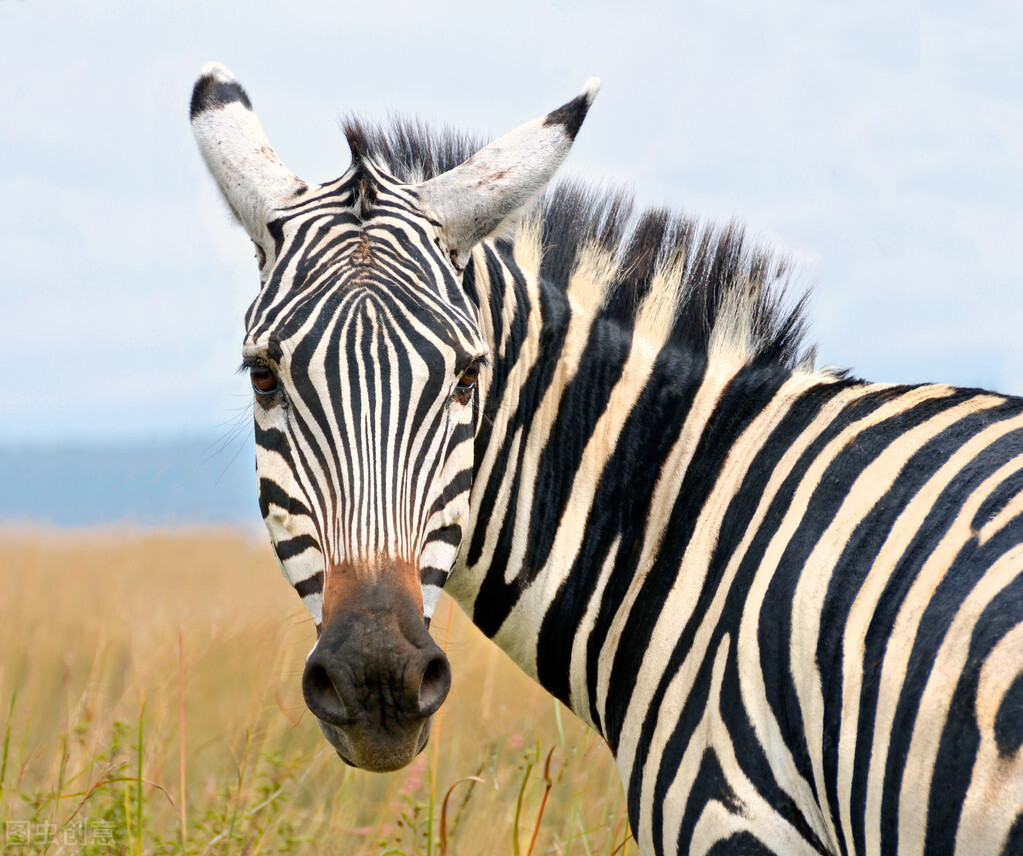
(457, 365), (479, 390)
(453, 364), (480, 404)
(250, 364), (278, 395)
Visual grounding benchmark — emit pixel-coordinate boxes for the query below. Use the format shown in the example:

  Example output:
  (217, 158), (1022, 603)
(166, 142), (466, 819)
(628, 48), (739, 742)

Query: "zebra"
(190, 61), (1023, 856)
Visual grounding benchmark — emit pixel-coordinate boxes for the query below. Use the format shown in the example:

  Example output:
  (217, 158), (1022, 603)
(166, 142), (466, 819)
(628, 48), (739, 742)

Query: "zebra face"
(242, 173), (487, 623)
(191, 62), (597, 771)
(240, 178), (485, 770)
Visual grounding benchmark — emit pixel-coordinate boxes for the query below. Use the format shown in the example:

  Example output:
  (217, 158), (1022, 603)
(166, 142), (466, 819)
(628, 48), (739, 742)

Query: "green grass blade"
(575, 806), (593, 856)
(512, 760), (534, 856)
(0, 691), (16, 810)
(136, 700), (144, 856)
(50, 733), (70, 836)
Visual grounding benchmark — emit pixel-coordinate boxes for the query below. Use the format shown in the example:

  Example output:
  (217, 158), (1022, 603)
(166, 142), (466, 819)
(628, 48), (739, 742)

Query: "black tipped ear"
(416, 78), (601, 269)
(189, 71), (253, 120)
(190, 62), (307, 245)
(543, 87), (599, 141)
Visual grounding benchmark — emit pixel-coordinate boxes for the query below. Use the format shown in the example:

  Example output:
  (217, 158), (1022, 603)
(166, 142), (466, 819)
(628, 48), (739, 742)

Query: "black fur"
(543, 90), (593, 140)
(190, 72), (253, 120)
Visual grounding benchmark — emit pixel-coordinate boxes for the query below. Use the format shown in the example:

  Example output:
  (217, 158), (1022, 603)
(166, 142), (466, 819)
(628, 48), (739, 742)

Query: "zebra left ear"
(190, 62), (307, 250)
(416, 78), (601, 269)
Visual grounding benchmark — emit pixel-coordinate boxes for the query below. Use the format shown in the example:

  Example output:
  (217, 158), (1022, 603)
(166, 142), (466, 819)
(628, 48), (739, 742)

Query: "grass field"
(0, 531), (630, 855)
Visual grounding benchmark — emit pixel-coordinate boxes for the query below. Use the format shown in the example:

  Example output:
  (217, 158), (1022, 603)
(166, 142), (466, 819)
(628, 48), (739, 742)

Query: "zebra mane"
(343, 116), (817, 371)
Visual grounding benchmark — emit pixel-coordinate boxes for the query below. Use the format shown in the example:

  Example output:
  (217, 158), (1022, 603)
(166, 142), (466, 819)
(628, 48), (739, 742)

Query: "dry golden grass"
(0, 530), (630, 855)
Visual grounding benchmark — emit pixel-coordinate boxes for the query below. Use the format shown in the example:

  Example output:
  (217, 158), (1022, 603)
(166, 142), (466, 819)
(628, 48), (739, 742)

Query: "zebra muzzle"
(301, 558), (451, 772)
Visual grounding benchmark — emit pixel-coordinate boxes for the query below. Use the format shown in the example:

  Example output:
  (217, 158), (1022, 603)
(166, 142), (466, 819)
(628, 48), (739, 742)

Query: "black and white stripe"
(192, 63), (1023, 854)
(241, 158), (484, 623)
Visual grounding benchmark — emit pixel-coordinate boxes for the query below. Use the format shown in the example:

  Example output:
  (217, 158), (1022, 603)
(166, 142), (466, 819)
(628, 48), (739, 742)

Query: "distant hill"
(0, 435), (262, 528)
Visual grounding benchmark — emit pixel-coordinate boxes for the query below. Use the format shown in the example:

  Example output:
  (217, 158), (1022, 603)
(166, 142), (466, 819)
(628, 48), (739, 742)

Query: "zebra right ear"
(190, 62), (307, 251)
(416, 78), (600, 270)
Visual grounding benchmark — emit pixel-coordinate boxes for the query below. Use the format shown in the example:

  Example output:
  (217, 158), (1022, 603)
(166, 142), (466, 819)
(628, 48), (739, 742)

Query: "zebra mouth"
(316, 716), (433, 773)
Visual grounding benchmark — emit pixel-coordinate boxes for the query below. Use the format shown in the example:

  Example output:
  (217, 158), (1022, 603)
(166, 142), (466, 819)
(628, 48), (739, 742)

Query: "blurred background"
(2, 0), (1022, 523)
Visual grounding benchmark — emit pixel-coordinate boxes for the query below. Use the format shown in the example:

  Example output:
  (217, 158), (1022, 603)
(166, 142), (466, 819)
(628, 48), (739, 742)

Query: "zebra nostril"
(302, 661), (349, 726)
(418, 653), (451, 717)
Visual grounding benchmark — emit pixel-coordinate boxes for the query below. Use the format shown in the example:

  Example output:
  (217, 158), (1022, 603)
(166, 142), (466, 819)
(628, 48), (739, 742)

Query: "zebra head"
(191, 63), (598, 771)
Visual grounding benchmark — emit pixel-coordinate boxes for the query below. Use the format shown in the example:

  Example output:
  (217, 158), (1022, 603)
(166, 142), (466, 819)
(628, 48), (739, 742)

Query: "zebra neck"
(447, 238), (835, 735)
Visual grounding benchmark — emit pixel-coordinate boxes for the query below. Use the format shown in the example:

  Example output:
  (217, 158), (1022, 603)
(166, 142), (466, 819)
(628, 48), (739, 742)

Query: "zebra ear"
(190, 62), (306, 248)
(416, 77), (601, 269)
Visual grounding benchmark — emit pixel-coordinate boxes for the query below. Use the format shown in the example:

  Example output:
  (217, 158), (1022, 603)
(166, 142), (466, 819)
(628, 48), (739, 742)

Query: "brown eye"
(250, 364), (278, 395)
(457, 365), (480, 391)
(453, 363), (480, 404)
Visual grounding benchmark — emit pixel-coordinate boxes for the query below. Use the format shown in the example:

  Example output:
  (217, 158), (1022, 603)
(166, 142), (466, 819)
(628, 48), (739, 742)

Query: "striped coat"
(191, 63), (1023, 855)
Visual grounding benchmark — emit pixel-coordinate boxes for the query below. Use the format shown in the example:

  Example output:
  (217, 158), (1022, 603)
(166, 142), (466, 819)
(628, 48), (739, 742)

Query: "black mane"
(343, 117), (817, 371)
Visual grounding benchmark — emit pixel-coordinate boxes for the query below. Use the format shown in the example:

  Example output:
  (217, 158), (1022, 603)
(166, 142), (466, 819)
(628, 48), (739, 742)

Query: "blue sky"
(2, 0), (1022, 444)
